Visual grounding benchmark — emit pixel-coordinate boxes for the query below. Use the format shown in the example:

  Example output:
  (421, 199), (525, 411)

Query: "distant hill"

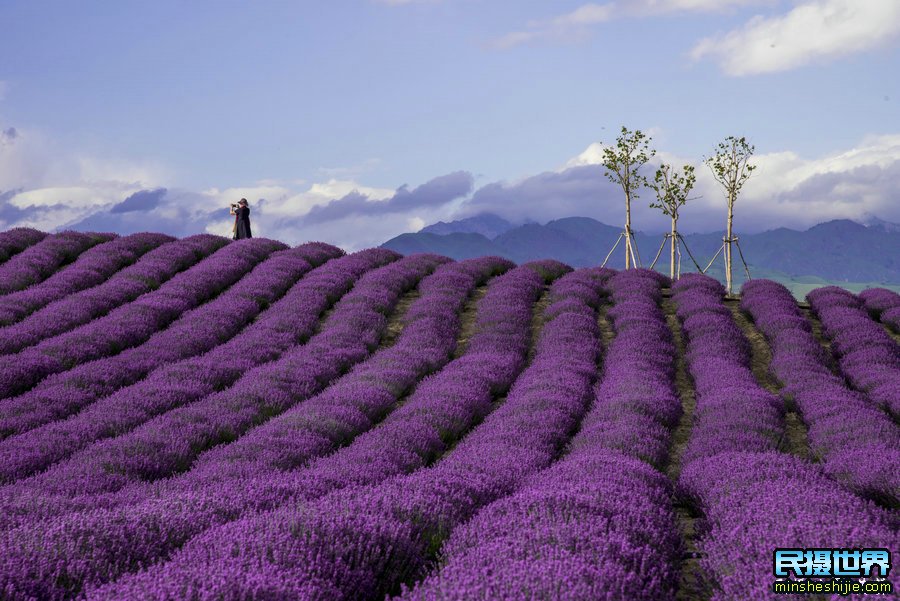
(421, 213), (514, 239)
(863, 216), (900, 234)
(380, 232), (500, 259)
(385, 216), (900, 293)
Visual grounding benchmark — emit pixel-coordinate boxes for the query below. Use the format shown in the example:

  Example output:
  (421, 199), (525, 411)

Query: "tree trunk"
(726, 196), (734, 295)
(625, 190), (632, 269)
(670, 216), (677, 280)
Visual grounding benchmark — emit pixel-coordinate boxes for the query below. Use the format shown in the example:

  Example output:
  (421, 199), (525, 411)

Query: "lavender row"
(0, 233), (173, 326)
(0, 228), (47, 264)
(807, 286), (900, 415)
(45, 260), (543, 597)
(16, 252), (439, 500)
(0, 253), (442, 600)
(673, 274), (784, 466)
(0, 231), (115, 295)
(404, 452), (677, 601)
(88, 261), (591, 600)
(860, 287), (900, 333)
(238, 260), (567, 507)
(680, 452), (897, 600)
(741, 279), (899, 503)
(676, 277), (897, 599)
(0, 234), (228, 355)
(0, 242), (343, 473)
(0, 237), (285, 399)
(402, 268), (681, 601)
(574, 268), (679, 469)
(0, 247), (394, 530)
(0, 257), (506, 599)
(205, 260), (569, 509)
(185, 255), (512, 483)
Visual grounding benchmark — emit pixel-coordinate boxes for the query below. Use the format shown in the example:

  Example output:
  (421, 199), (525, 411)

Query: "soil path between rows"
(380, 289), (421, 349)
(452, 286), (488, 359)
(727, 299), (812, 461)
(661, 294), (708, 601)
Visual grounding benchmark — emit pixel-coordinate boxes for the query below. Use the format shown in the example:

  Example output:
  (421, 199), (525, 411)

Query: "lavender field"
(0, 228), (896, 601)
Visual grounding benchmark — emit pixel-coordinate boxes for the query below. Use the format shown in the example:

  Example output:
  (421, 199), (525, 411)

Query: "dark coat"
(233, 206), (252, 240)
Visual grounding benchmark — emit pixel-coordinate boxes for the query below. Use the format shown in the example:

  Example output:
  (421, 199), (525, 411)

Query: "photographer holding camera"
(229, 198), (252, 240)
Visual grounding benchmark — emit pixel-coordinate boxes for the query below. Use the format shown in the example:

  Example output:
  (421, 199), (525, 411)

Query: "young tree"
(649, 163), (696, 279)
(602, 126), (655, 269)
(705, 136), (756, 294)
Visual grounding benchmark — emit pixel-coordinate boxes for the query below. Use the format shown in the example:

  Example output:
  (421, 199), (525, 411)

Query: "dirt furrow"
(886, 327), (900, 345)
(379, 289), (421, 349)
(595, 304), (616, 352)
(661, 296), (708, 601)
(801, 305), (838, 374)
(727, 300), (813, 461)
(663, 298), (696, 481)
(526, 286), (553, 364)
(441, 285), (552, 458)
(452, 286), (488, 359)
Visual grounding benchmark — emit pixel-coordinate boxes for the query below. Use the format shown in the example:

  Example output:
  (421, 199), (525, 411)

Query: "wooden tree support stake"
(631, 231), (644, 268)
(601, 232), (624, 268)
(700, 235), (752, 284)
(702, 242), (725, 274)
(649, 233), (704, 278)
(735, 237), (752, 281)
(676, 240), (683, 278)
(601, 228), (643, 269)
(676, 233), (704, 273)
(649, 234), (669, 270)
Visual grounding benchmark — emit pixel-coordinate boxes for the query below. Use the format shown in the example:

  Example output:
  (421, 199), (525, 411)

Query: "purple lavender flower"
(0, 228), (47, 264)
(0, 234), (228, 355)
(0, 231), (116, 295)
(51, 264), (568, 596)
(742, 279), (900, 503)
(0, 243), (347, 477)
(0, 238), (289, 399)
(0, 233), (174, 327)
(807, 286), (900, 416)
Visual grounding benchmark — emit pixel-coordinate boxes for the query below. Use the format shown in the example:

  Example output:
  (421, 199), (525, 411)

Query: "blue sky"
(1, 0), (899, 248)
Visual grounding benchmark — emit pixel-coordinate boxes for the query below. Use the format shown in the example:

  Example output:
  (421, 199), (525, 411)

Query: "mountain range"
(383, 214), (900, 295)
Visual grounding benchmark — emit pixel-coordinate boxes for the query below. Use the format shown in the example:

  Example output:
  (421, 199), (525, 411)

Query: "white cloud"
(670, 134), (900, 231)
(209, 133), (900, 241)
(542, 3), (615, 27)
(196, 180), (396, 242)
(10, 186), (122, 210)
(464, 133), (900, 234)
(561, 125), (664, 170)
(4, 112), (900, 248)
(691, 0), (900, 75)
(0, 120), (453, 248)
(0, 123), (168, 230)
(490, 0), (773, 49)
(621, 0), (772, 14)
(563, 142), (609, 169)
(490, 3), (614, 49)
(5, 191), (114, 232)
(264, 179), (395, 217)
(407, 216), (426, 231)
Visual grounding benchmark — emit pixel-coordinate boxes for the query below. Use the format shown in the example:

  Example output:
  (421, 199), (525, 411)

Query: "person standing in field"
(230, 198), (252, 240)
